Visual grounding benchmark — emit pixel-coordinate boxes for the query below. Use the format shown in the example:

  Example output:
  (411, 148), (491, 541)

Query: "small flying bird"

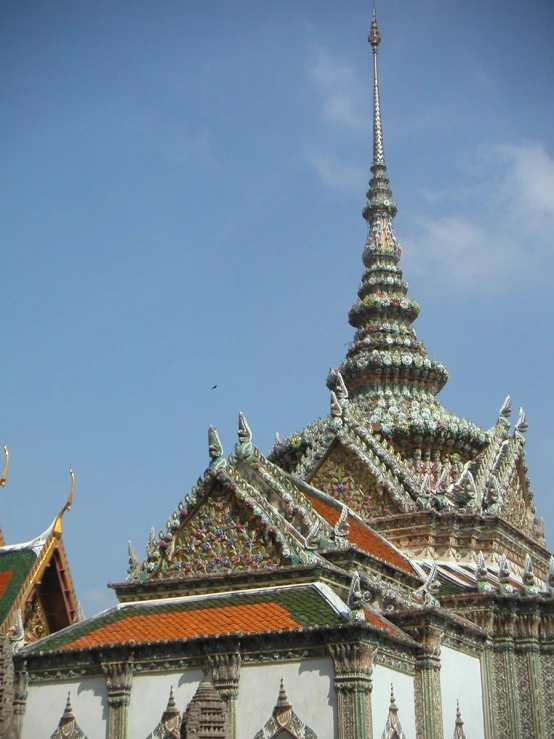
(211, 384), (218, 390)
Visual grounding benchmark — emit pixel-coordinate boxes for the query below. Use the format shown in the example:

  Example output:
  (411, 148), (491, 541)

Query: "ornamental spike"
(452, 700), (466, 739)
(499, 395), (511, 418)
(515, 407), (528, 433)
(368, 10), (384, 167)
(62, 692), (75, 719)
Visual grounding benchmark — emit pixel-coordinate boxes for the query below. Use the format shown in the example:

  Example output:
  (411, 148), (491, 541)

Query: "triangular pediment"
(145, 476), (295, 580)
(499, 454), (536, 536)
(305, 435), (415, 521)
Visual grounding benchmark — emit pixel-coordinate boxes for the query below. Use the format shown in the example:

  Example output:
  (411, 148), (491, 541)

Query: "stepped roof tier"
(117, 415), (421, 611)
(271, 12), (487, 473)
(269, 13), (545, 559)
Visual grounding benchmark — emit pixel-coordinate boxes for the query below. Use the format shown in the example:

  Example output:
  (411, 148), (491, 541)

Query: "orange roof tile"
(61, 602), (301, 650)
(306, 494), (416, 576)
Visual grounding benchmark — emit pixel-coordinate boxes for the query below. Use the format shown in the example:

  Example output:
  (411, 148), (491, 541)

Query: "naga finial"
(475, 551), (494, 593)
(499, 395), (511, 419)
(522, 553), (537, 596)
(208, 426), (226, 470)
(498, 553), (514, 595)
(515, 408), (528, 434)
(348, 571), (365, 621)
(413, 561), (441, 608)
(8, 609), (25, 653)
(127, 540), (142, 581)
(0, 445), (9, 487)
(53, 468), (75, 537)
(236, 412), (253, 457)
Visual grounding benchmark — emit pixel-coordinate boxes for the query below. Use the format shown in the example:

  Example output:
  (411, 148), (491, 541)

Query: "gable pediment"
(146, 478), (293, 581)
(307, 439), (412, 521)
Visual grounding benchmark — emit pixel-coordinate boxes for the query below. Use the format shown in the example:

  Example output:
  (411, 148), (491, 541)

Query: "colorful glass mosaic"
(154, 490), (287, 579)
(310, 445), (401, 520)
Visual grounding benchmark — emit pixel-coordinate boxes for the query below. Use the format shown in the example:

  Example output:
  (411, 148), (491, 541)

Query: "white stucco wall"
(372, 663), (415, 739)
(236, 658), (336, 739)
(441, 645), (485, 739)
(128, 667), (204, 737)
(23, 678), (108, 739)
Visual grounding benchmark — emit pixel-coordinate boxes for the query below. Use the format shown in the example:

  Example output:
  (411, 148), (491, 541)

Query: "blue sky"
(1, 1), (553, 614)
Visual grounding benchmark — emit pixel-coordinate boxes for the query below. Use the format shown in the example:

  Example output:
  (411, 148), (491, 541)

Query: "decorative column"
(540, 612), (554, 739)
(102, 659), (133, 739)
(480, 638), (497, 739)
(209, 652), (241, 739)
(516, 611), (546, 738)
(329, 641), (376, 739)
(13, 664), (28, 738)
(413, 625), (443, 739)
(492, 610), (520, 738)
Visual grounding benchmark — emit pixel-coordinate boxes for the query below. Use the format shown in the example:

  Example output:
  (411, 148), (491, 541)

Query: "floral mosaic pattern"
(503, 470), (531, 536)
(310, 445), (400, 520)
(154, 491), (285, 579)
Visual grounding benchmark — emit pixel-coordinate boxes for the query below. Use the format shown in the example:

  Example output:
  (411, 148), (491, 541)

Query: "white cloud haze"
(400, 143), (554, 290)
(309, 45), (369, 131)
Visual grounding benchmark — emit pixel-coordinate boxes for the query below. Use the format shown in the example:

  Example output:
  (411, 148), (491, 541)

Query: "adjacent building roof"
(22, 582), (408, 655)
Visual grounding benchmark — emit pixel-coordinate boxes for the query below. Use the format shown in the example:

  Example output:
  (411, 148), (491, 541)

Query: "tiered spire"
(380, 684), (407, 739)
(451, 701), (466, 739)
(336, 11), (484, 458)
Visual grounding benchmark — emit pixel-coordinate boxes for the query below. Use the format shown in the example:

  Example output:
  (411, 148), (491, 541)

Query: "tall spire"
(333, 14), (485, 461)
(369, 10), (385, 167)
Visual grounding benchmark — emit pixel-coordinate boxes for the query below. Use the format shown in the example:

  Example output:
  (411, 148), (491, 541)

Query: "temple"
(7, 11), (554, 739)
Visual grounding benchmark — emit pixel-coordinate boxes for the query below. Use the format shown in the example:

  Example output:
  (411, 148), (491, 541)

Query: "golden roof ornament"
(0, 446), (9, 487)
(53, 468), (75, 538)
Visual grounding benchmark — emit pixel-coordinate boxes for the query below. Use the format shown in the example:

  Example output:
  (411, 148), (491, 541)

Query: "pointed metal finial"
(368, 10), (385, 167)
(368, 9), (381, 49)
(0, 445), (9, 487)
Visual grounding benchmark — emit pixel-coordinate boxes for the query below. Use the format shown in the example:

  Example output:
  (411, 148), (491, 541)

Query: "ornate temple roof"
(20, 582), (408, 655)
(0, 466), (79, 647)
(120, 415), (421, 594)
(267, 14), (546, 561)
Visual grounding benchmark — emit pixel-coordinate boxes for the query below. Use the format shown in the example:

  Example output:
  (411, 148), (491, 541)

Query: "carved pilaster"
(540, 613), (554, 739)
(480, 641), (497, 739)
(13, 664), (28, 738)
(209, 652), (241, 739)
(329, 641), (376, 739)
(102, 660), (133, 739)
(493, 610), (520, 738)
(516, 611), (546, 738)
(413, 625), (443, 739)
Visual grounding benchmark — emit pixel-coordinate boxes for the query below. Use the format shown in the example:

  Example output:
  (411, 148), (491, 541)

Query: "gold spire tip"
(369, 9), (381, 49)
(0, 445), (9, 487)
